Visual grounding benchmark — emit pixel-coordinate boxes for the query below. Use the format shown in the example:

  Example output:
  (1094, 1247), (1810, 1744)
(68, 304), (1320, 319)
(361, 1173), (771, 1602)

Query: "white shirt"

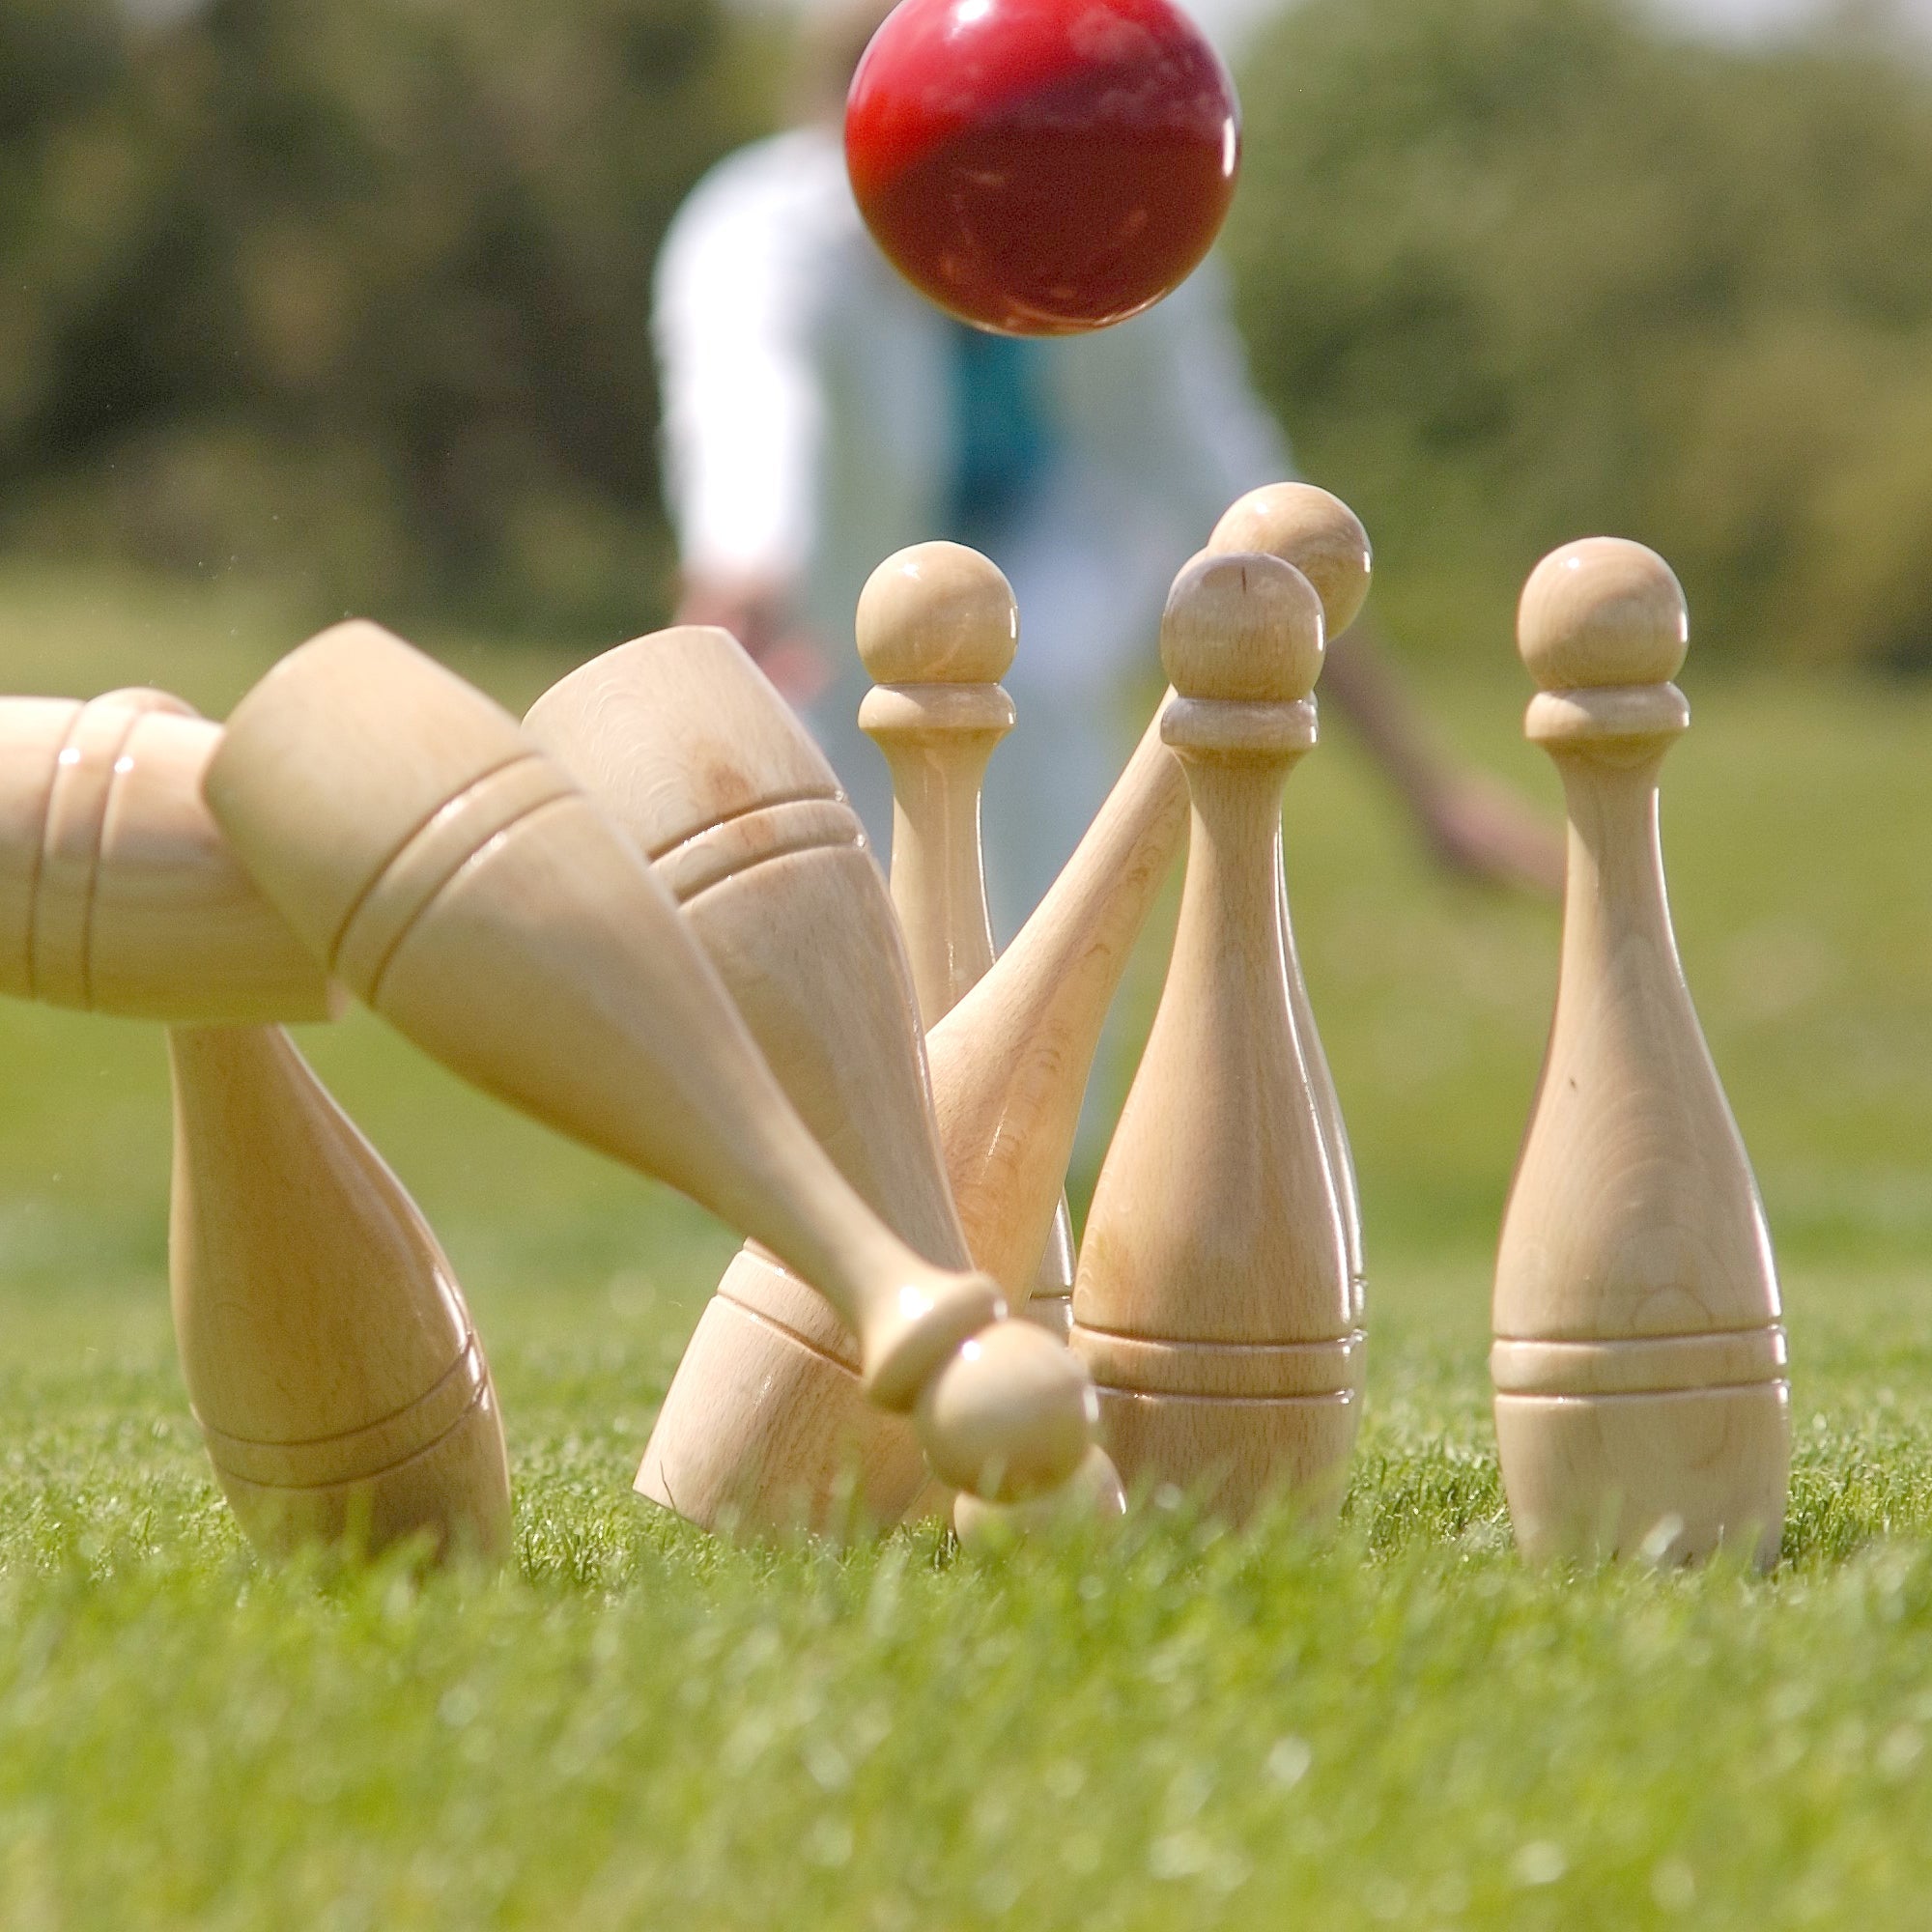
(654, 124), (1293, 690)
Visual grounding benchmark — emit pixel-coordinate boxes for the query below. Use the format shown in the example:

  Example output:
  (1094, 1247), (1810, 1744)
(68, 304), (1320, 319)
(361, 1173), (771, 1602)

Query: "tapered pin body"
(1207, 485), (1371, 1326)
(169, 1021), (511, 1561)
(1072, 551), (1360, 1521)
(856, 542), (1079, 1341)
(1493, 539), (1788, 1566)
(0, 688), (509, 1563)
(209, 624), (1096, 1512)
(923, 483), (1373, 1332)
(526, 627), (978, 1535)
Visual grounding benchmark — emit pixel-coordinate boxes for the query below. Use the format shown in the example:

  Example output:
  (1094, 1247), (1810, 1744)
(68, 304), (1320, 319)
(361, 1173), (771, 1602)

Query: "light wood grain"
(0, 693), (332, 1022)
(1071, 552), (1358, 1523)
(525, 626), (962, 1535)
(923, 484), (1373, 1321)
(529, 623), (1123, 1537)
(924, 703), (1184, 1299)
(0, 687), (505, 1562)
(170, 1022), (511, 1561)
(856, 541), (1078, 1343)
(208, 622), (1094, 1506)
(1207, 483), (1373, 639)
(1207, 487), (1371, 1322)
(1494, 538), (1789, 1566)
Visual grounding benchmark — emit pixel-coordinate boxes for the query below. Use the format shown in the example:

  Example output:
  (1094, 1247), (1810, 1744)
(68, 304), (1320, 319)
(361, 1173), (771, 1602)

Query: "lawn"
(2, 560), (1931, 1927)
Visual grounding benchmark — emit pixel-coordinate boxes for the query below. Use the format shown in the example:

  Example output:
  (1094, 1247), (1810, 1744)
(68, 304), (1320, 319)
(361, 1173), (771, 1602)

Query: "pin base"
(1092, 1385), (1358, 1526)
(636, 1253), (928, 1542)
(1494, 1381), (1790, 1568)
(209, 1379), (511, 1566)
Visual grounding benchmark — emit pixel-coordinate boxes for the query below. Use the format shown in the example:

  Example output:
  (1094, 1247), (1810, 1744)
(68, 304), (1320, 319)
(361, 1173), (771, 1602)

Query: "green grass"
(3, 561), (1932, 1925)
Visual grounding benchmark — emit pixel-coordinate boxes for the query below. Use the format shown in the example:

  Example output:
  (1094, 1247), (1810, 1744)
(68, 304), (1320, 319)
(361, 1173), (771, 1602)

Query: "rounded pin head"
(915, 1319), (1097, 1503)
(1160, 550), (1324, 704)
(1518, 539), (1688, 692)
(1207, 483), (1371, 640)
(856, 542), (1018, 686)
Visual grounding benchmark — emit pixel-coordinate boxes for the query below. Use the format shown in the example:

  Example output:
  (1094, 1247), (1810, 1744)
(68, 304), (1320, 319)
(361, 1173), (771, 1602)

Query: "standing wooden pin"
(0, 688), (511, 1563)
(856, 542), (1079, 1340)
(1070, 552), (1360, 1521)
(923, 482), (1374, 1313)
(1494, 539), (1788, 1565)
(1207, 485), (1372, 1326)
(207, 623), (1100, 1513)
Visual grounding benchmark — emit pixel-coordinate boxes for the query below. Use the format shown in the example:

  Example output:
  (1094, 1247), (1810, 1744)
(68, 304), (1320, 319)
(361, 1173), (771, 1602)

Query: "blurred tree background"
(0, 0), (781, 633)
(1229, 0), (1932, 668)
(4, 0), (1932, 659)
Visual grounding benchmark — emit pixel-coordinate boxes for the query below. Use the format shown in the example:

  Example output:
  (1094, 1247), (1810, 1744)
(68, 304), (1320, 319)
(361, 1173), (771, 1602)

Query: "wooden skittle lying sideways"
(526, 625), (1054, 1536)
(206, 623), (1099, 1511)
(0, 687), (510, 1563)
(855, 539), (1080, 1342)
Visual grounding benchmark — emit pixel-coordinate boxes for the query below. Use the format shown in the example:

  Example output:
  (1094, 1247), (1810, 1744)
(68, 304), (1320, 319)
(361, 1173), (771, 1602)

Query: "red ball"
(845, 0), (1240, 336)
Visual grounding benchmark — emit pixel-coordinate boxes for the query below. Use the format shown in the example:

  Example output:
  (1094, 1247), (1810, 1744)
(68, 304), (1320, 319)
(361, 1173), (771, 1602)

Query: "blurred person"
(653, 0), (1561, 937)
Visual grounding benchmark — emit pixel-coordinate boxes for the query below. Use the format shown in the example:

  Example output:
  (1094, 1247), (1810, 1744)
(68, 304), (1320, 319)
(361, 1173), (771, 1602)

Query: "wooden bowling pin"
(1493, 540), (1788, 1566)
(923, 483), (1374, 1320)
(855, 542), (1078, 1340)
(206, 622), (1097, 1508)
(0, 691), (331, 1023)
(923, 704), (1182, 1296)
(1207, 485), (1372, 1325)
(1070, 553), (1360, 1522)
(0, 688), (511, 1562)
(516, 489), (1368, 1536)
(524, 626), (977, 1534)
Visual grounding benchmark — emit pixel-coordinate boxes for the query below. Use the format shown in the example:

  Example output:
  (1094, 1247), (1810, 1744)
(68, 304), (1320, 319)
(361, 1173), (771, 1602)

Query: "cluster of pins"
(0, 482), (1788, 1571)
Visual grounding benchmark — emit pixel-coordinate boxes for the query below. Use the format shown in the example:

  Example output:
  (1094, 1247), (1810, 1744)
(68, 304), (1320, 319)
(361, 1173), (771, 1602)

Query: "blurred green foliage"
(0, 0), (780, 633)
(5, 0), (1932, 660)
(1230, 0), (1932, 665)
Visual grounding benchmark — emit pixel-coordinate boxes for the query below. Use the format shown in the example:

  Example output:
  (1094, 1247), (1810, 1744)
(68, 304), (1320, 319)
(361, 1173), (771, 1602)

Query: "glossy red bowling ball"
(845, 0), (1239, 336)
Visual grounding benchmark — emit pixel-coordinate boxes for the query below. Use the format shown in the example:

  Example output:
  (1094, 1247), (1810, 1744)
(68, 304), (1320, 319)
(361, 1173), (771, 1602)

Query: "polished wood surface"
(170, 1022), (512, 1561)
(1071, 552), (1359, 1522)
(0, 691), (332, 1023)
(923, 484), (1374, 1320)
(525, 625), (963, 1535)
(854, 546), (1015, 1031)
(0, 686), (506, 1561)
(924, 703), (1183, 1299)
(1206, 484), (1373, 640)
(208, 622), (1094, 1506)
(1494, 538), (1789, 1565)
(856, 541), (1078, 1342)
(1207, 487), (1371, 1322)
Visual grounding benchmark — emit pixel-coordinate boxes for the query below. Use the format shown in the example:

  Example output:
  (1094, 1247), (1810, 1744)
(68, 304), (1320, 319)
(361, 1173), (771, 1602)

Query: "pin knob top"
(1207, 483), (1372, 640)
(917, 1320), (1098, 1503)
(1161, 550), (1324, 704)
(1518, 538), (1688, 692)
(857, 543), (1018, 686)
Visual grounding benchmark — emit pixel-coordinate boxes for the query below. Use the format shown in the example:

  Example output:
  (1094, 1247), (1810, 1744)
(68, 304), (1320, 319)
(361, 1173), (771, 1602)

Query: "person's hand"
(674, 573), (834, 708)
